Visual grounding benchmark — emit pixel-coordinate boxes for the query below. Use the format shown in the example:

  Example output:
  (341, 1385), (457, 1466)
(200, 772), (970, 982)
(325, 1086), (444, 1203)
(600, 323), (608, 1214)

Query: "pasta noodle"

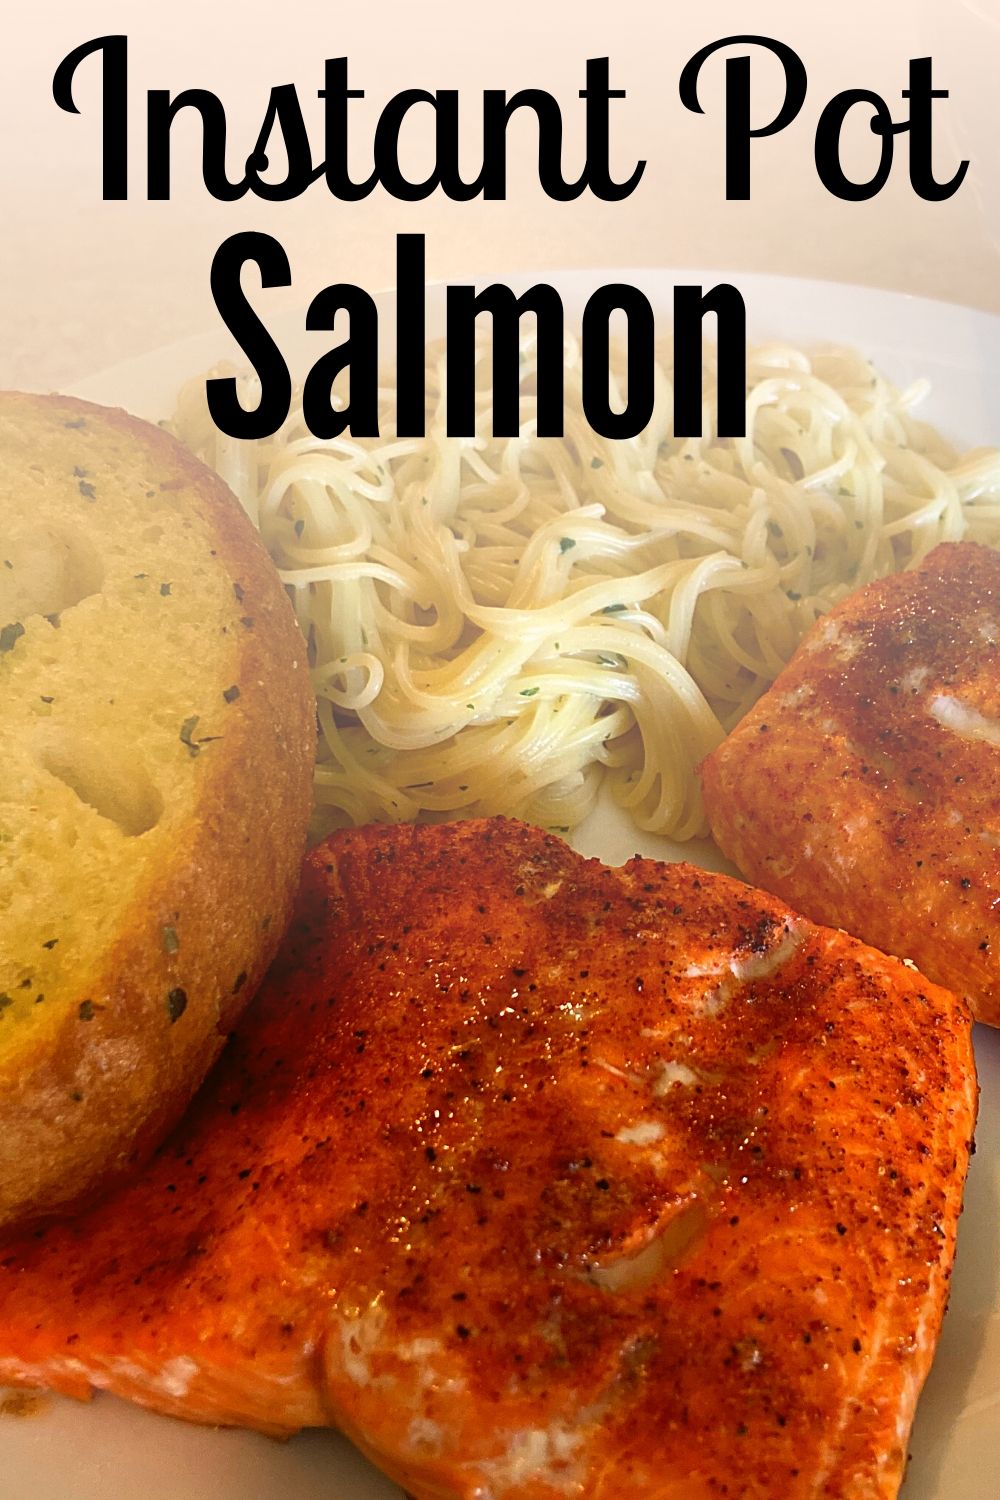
(171, 334), (1000, 842)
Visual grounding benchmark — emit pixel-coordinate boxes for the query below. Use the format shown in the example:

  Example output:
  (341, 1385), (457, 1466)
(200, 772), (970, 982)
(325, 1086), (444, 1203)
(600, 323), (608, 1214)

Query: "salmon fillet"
(700, 540), (1000, 1026)
(0, 819), (976, 1498)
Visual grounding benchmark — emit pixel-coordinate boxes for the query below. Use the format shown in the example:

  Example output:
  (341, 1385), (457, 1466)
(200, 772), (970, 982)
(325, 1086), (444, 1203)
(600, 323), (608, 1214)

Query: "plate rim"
(72, 265), (1000, 404)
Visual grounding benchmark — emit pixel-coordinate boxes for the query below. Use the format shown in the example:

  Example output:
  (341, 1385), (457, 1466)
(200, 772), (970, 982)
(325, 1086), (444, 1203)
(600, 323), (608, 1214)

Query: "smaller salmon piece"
(0, 820), (977, 1498)
(701, 542), (1000, 1025)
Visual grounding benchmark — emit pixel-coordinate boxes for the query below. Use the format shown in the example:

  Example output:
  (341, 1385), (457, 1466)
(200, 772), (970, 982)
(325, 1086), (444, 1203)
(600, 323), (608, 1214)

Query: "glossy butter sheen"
(0, 819), (977, 1498)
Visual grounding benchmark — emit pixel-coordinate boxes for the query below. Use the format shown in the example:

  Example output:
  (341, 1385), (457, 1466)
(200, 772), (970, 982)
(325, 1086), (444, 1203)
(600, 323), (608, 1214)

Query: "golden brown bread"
(0, 391), (315, 1228)
(700, 541), (1000, 1024)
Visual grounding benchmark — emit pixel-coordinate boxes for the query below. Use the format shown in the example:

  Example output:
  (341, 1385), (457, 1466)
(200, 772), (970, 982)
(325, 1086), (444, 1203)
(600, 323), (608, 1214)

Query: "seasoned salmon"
(700, 540), (1000, 1026)
(0, 819), (976, 1498)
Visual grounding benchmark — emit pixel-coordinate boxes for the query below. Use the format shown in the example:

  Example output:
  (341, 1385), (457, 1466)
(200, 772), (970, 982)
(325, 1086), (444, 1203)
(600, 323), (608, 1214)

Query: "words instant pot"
(53, 36), (969, 443)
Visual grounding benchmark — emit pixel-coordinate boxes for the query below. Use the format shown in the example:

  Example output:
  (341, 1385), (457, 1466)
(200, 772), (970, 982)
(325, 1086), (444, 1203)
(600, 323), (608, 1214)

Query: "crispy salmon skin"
(700, 540), (1000, 1025)
(0, 820), (976, 1499)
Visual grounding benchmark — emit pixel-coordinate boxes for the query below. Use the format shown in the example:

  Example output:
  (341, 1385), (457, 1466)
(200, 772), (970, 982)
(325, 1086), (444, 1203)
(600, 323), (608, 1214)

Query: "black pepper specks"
(0, 622), (25, 654)
(78, 1000), (96, 1021)
(223, 685), (241, 704)
(166, 988), (188, 1024)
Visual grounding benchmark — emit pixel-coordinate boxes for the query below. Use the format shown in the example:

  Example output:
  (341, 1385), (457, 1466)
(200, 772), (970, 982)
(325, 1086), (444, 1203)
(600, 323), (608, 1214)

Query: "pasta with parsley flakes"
(171, 333), (1000, 841)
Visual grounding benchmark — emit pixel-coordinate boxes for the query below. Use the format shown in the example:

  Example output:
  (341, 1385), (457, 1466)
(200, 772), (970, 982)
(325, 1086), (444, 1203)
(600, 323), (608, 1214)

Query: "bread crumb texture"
(0, 393), (314, 1225)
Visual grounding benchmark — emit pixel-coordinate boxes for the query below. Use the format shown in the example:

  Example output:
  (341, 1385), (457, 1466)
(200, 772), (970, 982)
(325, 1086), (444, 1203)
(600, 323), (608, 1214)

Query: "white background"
(1, 0), (998, 388)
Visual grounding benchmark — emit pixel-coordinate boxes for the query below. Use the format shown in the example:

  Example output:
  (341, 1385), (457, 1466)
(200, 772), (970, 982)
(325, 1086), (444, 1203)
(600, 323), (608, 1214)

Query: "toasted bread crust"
(0, 393), (315, 1227)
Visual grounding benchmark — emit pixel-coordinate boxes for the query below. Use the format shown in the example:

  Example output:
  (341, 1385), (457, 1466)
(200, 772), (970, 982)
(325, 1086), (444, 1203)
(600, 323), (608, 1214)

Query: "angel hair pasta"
(171, 333), (1000, 842)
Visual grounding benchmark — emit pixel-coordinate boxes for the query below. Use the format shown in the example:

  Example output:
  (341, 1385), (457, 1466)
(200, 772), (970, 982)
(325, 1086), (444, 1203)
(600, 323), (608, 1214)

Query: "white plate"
(4, 272), (997, 1499)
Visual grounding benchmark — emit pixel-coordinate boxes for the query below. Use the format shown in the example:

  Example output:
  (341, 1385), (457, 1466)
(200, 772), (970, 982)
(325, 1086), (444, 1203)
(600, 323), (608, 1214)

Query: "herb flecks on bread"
(0, 393), (315, 1229)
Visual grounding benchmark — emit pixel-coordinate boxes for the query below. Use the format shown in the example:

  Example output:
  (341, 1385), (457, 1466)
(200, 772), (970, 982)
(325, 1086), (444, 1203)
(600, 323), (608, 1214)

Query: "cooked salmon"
(700, 540), (1000, 1027)
(0, 819), (976, 1498)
